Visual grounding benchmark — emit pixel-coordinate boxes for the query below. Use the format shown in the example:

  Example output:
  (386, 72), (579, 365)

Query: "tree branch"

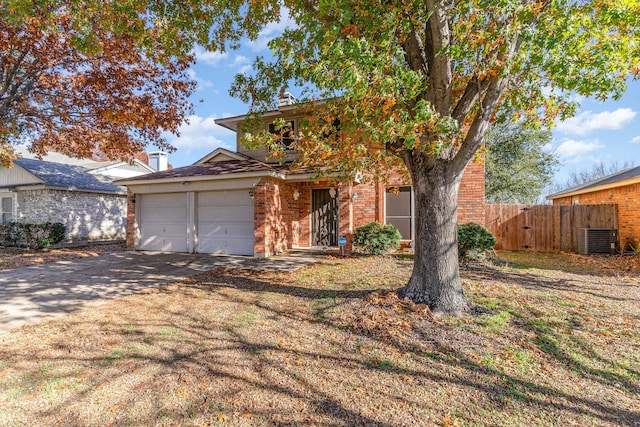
(451, 76), (491, 126)
(424, 0), (453, 116)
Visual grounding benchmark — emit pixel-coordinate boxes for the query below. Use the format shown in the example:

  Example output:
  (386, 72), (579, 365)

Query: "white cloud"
(229, 55), (252, 74)
(187, 69), (213, 89)
(554, 139), (604, 158)
(165, 115), (235, 150)
(192, 46), (228, 66)
(555, 108), (637, 136)
(630, 136), (640, 144)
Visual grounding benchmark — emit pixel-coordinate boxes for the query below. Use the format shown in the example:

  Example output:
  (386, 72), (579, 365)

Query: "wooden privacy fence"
(484, 204), (618, 253)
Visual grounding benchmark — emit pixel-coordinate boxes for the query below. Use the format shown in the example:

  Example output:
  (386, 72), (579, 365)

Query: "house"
(0, 148), (158, 242)
(118, 100), (486, 257)
(547, 166), (640, 250)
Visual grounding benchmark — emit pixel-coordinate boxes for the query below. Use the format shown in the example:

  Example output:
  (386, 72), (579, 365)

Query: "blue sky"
(163, 26), (640, 190)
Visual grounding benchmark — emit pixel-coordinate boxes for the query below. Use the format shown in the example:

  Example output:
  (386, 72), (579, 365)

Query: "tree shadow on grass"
(0, 264), (638, 425)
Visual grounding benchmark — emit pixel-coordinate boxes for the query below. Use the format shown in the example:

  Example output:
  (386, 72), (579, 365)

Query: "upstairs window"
(268, 120), (296, 149)
(385, 186), (414, 240)
(323, 118), (342, 142)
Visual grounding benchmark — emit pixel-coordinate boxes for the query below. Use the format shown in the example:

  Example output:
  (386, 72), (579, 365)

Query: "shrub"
(458, 222), (496, 259)
(352, 222), (401, 255)
(0, 222), (66, 249)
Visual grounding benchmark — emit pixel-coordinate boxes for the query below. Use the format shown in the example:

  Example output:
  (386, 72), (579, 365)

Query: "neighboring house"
(118, 99), (486, 257)
(0, 148), (157, 242)
(547, 166), (640, 250)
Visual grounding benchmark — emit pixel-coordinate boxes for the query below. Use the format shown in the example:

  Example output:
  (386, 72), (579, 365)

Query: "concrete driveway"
(0, 250), (322, 333)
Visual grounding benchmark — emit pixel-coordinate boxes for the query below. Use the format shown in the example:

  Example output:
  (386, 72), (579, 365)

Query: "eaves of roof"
(114, 159), (283, 186)
(547, 166), (640, 200)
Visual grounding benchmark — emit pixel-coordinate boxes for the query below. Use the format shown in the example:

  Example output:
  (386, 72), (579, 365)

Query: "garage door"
(138, 193), (188, 252)
(197, 190), (254, 255)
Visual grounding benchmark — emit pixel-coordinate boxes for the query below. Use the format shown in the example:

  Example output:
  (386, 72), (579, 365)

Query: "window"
(268, 120), (295, 149)
(385, 186), (413, 240)
(1, 194), (15, 224)
(323, 118), (342, 142)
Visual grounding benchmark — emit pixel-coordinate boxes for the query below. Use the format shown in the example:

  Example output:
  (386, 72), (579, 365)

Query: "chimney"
(148, 151), (168, 171)
(278, 92), (296, 108)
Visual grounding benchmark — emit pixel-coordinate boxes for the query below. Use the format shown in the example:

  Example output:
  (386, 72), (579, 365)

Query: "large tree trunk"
(399, 152), (472, 317)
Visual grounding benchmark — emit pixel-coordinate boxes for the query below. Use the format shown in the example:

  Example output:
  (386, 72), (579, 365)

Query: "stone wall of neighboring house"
(552, 183), (640, 250)
(16, 189), (50, 223)
(16, 189), (127, 242)
(47, 190), (126, 241)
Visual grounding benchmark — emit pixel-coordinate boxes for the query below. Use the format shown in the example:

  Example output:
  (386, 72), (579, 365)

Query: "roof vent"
(577, 228), (618, 254)
(278, 92), (296, 108)
(148, 151), (168, 172)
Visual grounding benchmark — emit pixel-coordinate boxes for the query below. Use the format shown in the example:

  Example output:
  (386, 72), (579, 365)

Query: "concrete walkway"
(0, 250), (324, 333)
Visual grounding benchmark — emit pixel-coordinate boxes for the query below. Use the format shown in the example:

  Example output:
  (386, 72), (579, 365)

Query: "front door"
(312, 188), (338, 246)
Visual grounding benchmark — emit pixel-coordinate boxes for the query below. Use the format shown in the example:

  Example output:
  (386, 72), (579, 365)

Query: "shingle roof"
(15, 158), (125, 194)
(120, 158), (276, 183)
(548, 166), (640, 199)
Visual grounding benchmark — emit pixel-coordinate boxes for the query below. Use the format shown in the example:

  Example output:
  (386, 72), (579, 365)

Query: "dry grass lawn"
(0, 251), (638, 426)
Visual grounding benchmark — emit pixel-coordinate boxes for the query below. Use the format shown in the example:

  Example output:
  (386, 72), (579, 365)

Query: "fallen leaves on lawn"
(346, 291), (432, 344)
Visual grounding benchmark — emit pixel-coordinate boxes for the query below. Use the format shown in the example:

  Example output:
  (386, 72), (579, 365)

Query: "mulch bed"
(0, 243), (126, 271)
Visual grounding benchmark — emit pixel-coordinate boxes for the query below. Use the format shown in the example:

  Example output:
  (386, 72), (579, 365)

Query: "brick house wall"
(457, 159), (486, 224)
(252, 156), (486, 257)
(254, 177), (298, 257)
(126, 189), (136, 247)
(371, 157), (486, 225)
(552, 182), (640, 249)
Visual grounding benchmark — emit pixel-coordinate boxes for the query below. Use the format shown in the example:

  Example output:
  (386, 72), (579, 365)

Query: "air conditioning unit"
(577, 228), (618, 255)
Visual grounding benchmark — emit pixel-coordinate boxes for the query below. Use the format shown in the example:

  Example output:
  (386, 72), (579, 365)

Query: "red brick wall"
(457, 158), (486, 224)
(125, 189), (136, 248)
(350, 156), (486, 231)
(254, 177), (298, 257)
(553, 183), (640, 248)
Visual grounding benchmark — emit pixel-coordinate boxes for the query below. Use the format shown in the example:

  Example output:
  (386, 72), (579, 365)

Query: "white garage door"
(197, 190), (254, 255)
(138, 193), (188, 252)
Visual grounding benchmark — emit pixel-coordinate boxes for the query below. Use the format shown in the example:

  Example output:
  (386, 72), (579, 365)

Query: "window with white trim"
(268, 120), (296, 149)
(385, 186), (414, 240)
(1, 193), (16, 224)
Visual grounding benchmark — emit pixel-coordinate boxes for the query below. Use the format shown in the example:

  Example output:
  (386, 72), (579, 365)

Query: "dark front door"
(312, 189), (338, 246)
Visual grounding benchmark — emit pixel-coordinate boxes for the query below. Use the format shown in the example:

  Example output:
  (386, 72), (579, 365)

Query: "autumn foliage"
(0, 3), (195, 166)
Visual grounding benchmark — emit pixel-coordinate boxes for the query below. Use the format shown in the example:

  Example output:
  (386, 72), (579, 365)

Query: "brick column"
(125, 189), (136, 248)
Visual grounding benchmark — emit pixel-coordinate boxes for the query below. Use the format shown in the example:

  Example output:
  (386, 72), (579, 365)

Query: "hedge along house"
(118, 97), (486, 257)
(547, 165), (640, 251)
(0, 149), (156, 242)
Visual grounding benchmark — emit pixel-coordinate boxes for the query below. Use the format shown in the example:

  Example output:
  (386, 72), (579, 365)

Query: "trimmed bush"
(0, 222), (66, 249)
(352, 221), (401, 255)
(458, 222), (496, 259)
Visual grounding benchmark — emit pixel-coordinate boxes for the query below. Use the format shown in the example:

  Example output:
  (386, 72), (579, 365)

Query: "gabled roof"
(14, 158), (126, 194)
(195, 147), (253, 164)
(547, 166), (640, 200)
